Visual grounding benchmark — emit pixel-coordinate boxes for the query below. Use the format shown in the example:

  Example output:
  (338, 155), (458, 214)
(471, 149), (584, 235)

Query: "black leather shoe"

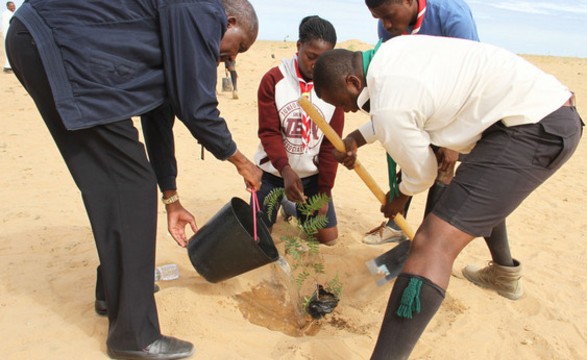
(107, 335), (195, 360)
(96, 283), (161, 316)
(95, 299), (108, 316)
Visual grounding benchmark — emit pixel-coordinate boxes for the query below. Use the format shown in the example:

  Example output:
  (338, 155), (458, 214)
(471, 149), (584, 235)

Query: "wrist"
(279, 164), (293, 177)
(348, 130), (366, 148)
(162, 191), (179, 205)
(227, 150), (246, 167)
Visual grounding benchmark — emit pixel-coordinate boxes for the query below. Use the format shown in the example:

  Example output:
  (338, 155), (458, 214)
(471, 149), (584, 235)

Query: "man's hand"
(381, 191), (411, 219)
(165, 201), (198, 248)
(435, 147), (458, 185)
(281, 165), (306, 203)
(333, 136), (358, 169)
(332, 129), (365, 169)
(228, 149), (262, 190)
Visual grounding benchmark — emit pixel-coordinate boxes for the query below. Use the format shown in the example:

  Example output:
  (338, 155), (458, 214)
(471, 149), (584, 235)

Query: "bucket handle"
(251, 191), (261, 243)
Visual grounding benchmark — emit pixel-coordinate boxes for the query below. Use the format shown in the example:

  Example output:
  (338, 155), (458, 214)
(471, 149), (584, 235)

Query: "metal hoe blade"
(365, 240), (411, 286)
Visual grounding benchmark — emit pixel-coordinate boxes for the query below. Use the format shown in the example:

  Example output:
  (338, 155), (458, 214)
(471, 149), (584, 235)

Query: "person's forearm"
(141, 102), (178, 191)
(348, 129), (367, 148)
(227, 149), (248, 170)
(226, 149), (262, 190)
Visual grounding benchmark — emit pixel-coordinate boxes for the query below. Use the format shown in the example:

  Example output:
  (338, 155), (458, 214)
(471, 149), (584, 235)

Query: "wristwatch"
(161, 193), (179, 205)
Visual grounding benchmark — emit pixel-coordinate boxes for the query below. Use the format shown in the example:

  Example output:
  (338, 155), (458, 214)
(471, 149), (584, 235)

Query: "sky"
(8, 0), (587, 58)
(248, 0), (587, 58)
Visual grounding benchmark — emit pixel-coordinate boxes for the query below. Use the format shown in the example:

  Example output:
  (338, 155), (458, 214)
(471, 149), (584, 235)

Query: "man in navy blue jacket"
(6, 0), (261, 359)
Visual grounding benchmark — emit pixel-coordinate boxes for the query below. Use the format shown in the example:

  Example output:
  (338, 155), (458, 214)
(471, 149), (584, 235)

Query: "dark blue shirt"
(15, 0), (237, 168)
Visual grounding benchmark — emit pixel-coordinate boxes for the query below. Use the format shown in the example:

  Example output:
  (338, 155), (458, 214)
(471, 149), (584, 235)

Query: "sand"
(1, 40), (586, 359)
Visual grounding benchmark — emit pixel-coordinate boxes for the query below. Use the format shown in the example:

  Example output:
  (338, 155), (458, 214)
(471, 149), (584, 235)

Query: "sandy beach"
(1, 39), (586, 359)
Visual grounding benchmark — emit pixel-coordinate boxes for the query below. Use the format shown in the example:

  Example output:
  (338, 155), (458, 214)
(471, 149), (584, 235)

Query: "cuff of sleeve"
(273, 158), (290, 174)
(158, 177), (177, 192)
(399, 179), (434, 197)
(318, 186), (332, 198)
(216, 141), (238, 161)
(358, 121), (377, 144)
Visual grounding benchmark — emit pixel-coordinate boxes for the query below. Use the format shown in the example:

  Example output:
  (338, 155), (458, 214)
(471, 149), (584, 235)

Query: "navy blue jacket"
(15, 0), (237, 172)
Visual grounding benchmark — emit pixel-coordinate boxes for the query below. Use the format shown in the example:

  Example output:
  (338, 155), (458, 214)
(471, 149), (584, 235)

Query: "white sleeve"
(368, 77), (438, 195)
(358, 121), (378, 144)
(371, 108), (437, 195)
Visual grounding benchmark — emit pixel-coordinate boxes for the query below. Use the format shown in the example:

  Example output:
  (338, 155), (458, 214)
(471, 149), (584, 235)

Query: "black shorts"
(433, 105), (583, 237)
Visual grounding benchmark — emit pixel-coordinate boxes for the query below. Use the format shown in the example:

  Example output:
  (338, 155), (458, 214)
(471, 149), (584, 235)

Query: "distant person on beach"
(363, 0), (479, 246)
(253, 15), (343, 245)
(224, 58), (239, 99)
(6, 0), (261, 359)
(313, 35), (582, 360)
(2, 1), (15, 72)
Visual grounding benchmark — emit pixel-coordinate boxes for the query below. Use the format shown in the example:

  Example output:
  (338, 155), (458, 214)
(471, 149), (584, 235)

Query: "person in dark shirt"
(6, 0), (261, 359)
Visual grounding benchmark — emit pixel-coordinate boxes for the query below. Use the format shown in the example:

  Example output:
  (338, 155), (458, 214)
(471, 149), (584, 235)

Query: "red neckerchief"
(407, 0), (426, 34)
(294, 56), (314, 151)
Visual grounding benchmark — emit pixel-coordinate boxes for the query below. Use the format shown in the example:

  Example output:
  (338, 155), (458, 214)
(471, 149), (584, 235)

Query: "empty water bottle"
(155, 264), (179, 281)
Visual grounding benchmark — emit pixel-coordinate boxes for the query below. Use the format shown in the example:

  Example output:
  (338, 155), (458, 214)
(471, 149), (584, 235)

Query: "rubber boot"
(371, 273), (445, 360)
(462, 259), (523, 300)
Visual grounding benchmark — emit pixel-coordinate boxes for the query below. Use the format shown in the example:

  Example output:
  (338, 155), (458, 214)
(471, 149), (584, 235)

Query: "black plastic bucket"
(187, 197), (279, 283)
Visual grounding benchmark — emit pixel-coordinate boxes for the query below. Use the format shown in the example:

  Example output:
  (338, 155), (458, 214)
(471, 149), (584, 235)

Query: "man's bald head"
(222, 0), (259, 41)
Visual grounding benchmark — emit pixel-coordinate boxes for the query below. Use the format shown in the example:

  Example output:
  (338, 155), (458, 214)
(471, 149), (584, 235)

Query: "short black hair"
(365, 0), (400, 8)
(313, 49), (356, 98)
(298, 15), (337, 47)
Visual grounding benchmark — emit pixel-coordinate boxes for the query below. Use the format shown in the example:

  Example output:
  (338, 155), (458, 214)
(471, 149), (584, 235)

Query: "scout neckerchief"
(294, 56), (314, 151)
(361, 40), (401, 201)
(409, 0), (427, 35)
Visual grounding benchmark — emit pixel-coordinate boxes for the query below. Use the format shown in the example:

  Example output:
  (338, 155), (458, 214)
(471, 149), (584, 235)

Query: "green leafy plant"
(264, 188), (342, 317)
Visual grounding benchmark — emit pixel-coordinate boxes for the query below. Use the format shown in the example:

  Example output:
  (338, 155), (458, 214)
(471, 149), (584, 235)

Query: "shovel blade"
(365, 240), (411, 286)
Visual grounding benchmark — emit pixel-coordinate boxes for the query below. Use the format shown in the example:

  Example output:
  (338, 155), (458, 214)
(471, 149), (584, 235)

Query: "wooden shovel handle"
(298, 97), (415, 240)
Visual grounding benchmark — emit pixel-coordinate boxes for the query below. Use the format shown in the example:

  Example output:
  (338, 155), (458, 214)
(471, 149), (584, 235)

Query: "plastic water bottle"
(155, 264), (179, 281)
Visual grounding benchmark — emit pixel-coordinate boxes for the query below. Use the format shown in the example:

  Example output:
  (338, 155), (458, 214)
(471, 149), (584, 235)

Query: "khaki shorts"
(433, 105), (583, 237)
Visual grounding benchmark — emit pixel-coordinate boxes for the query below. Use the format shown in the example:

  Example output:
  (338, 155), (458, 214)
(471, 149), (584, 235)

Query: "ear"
(345, 74), (364, 94)
(296, 40), (301, 52)
(226, 15), (237, 29)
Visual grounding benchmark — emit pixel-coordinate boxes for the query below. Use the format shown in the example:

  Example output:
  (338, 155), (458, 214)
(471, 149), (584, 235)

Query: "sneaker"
(462, 259), (523, 300)
(232, 90), (239, 99)
(362, 221), (407, 245)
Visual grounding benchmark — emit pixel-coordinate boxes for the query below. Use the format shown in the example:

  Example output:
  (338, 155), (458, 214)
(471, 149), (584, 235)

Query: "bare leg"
(316, 227), (338, 245)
